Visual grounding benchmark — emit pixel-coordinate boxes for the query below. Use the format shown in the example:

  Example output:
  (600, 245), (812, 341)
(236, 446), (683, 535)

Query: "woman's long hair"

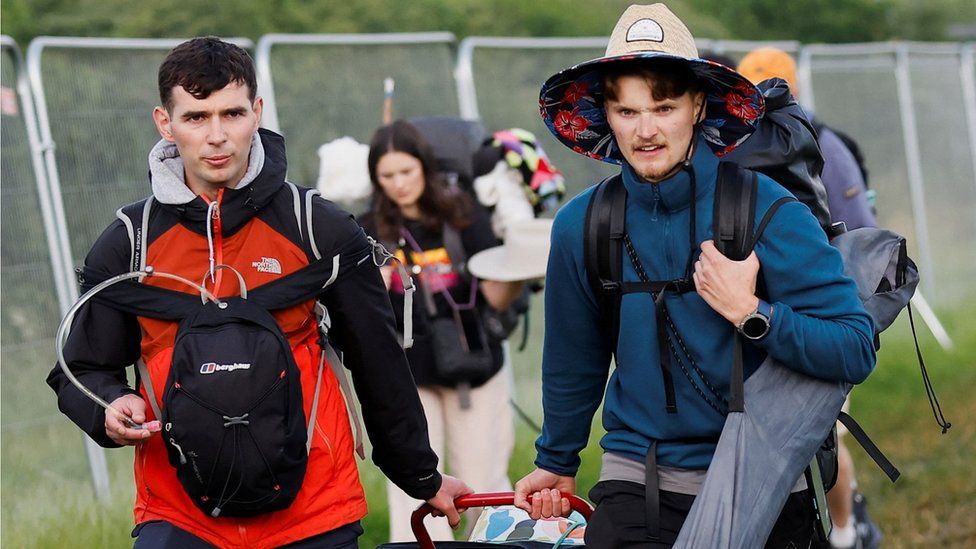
(368, 120), (473, 243)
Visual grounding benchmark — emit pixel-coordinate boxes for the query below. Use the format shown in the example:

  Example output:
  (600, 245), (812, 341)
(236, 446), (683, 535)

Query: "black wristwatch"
(737, 299), (772, 340)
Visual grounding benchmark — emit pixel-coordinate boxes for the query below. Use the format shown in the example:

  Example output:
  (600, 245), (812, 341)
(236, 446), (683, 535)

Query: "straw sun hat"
(539, 3), (765, 164)
(467, 218), (553, 282)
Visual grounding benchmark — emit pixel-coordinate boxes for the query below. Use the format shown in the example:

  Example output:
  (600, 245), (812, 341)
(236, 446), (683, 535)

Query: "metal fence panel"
(256, 33), (459, 190)
(1, 35), (112, 527)
(906, 46), (976, 303)
(803, 43), (976, 304)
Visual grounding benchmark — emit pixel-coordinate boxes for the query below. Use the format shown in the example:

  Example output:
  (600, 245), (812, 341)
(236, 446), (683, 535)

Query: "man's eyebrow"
(180, 106), (248, 119)
(180, 109), (209, 120)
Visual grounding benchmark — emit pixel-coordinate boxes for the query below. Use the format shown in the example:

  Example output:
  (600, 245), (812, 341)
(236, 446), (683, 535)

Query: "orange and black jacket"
(46, 129), (440, 548)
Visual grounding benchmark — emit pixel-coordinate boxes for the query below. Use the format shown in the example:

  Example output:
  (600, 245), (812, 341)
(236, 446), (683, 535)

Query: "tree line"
(4, 0), (974, 47)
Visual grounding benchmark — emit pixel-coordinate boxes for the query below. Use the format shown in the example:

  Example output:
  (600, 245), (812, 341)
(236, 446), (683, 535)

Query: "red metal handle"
(410, 491), (592, 549)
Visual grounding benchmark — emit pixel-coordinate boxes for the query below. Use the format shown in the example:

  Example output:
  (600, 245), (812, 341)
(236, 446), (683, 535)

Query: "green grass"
(3, 302), (974, 548)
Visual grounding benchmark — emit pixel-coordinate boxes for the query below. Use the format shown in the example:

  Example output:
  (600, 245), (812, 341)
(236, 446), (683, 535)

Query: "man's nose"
(207, 117), (228, 144)
(636, 113), (657, 139)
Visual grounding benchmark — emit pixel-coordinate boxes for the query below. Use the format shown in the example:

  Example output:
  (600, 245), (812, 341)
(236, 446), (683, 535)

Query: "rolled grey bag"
(674, 227), (913, 547)
(674, 358), (849, 548)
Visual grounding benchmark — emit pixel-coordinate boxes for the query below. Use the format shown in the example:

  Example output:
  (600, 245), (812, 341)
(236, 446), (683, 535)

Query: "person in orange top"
(47, 37), (470, 548)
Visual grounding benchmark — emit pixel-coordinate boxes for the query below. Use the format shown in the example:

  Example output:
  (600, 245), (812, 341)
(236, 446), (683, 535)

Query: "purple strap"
(399, 227), (478, 311)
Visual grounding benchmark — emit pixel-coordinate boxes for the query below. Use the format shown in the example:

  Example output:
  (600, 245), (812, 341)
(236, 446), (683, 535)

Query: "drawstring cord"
(205, 200), (218, 283)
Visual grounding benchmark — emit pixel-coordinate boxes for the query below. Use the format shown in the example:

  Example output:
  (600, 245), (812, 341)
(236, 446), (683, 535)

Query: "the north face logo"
(252, 257), (282, 274)
(200, 362), (252, 374)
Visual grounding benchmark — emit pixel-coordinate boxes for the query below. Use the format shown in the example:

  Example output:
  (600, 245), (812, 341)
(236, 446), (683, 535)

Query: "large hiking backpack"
(67, 185), (381, 518)
(583, 144), (949, 494)
(582, 82), (950, 537)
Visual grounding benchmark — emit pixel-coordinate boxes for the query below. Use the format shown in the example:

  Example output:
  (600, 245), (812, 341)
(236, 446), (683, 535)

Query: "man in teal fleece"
(513, 4), (876, 548)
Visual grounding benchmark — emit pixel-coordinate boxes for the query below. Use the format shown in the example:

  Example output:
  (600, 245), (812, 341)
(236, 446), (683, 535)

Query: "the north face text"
(252, 257), (282, 274)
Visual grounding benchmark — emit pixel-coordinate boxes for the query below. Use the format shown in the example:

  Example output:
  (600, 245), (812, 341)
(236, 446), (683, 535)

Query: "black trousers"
(132, 520), (363, 548)
(585, 481), (815, 549)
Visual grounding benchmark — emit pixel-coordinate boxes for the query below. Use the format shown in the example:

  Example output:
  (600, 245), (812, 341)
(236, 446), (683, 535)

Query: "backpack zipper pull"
(169, 437), (187, 464)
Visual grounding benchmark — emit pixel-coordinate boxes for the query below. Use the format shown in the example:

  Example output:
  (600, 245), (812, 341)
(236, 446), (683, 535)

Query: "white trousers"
(387, 358), (515, 542)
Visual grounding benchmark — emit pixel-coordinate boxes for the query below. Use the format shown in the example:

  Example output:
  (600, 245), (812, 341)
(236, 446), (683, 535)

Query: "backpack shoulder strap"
(441, 222), (470, 280)
(116, 197), (155, 273)
(713, 162), (758, 261)
(583, 174), (626, 353)
(713, 162), (797, 413)
(713, 162), (797, 260)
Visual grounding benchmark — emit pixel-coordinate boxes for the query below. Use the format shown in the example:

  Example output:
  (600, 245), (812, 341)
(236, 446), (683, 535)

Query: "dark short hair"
(601, 58), (704, 102)
(158, 37), (256, 111)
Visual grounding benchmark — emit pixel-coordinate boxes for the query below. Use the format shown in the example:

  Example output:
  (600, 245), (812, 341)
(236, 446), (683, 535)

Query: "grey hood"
(148, 131), (266, 205)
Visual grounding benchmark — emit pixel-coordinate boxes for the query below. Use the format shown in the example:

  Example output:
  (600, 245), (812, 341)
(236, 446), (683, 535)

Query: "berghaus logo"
(200, 362), (252, 374)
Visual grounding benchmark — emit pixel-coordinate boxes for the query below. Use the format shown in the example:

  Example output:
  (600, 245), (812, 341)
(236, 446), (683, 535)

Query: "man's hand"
(514, 468), (576, 519)
(105, 394), (152, 446)
(693, 240), (760, 325)
(425, 474), (473, 529)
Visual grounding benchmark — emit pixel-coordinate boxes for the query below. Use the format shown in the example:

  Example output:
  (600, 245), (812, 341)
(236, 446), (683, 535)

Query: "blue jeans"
(132, 520), (363, 548)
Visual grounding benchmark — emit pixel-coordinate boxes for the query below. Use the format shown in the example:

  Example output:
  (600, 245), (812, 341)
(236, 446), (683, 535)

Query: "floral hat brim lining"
(539, 53), (765, 165)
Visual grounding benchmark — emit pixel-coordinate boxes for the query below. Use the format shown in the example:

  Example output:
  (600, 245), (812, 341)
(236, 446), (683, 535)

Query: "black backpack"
(77, 186), (371, 518)
(582, 158), (947, 486)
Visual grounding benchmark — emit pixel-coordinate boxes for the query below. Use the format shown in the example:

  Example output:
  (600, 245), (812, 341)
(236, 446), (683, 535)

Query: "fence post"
(960, 43), (976, 195)
(894, 43), (936, 300)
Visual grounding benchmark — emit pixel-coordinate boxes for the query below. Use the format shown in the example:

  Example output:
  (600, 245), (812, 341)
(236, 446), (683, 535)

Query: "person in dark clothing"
(46, 37), (470, 549)
(360, 120), (525, 541)
(512, 5), (876, 548)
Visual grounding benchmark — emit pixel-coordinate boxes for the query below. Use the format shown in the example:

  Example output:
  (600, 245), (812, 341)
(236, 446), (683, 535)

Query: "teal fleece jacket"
(535, 137), (876, 475)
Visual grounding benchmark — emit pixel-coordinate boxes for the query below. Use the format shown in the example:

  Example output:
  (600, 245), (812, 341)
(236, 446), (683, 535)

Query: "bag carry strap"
(805, 456), (833, 543)
(312, 302), (365, 459)
(137, 359), (163, 423)
(317, 341), (366, 460)
(837, 411), (900, 482)
(367, 236), (415, 349)
(644, 440), (661, 539)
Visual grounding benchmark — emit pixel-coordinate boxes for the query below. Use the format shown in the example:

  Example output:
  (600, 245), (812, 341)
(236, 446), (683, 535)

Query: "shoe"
(851, 491), (883, 549)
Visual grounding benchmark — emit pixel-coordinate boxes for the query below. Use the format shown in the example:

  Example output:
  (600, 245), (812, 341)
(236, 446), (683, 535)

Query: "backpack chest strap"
(616, 280), (694, 296)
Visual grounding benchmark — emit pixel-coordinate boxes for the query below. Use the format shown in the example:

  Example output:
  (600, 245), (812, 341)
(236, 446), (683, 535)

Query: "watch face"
(742, 315), (770, 339)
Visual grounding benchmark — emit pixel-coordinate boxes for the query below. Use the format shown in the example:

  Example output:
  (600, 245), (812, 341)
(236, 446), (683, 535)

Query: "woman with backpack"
(361, 120), (524, 541)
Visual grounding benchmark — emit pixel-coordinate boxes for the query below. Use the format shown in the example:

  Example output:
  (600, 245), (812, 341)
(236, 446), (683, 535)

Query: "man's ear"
(252, 96), (264, 127)
(153, 106), (175, 142)
(695, 92), (707, 123)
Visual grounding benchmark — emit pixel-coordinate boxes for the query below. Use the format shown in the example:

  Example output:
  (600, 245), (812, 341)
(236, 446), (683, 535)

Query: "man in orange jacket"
(47, 37), (470, 548)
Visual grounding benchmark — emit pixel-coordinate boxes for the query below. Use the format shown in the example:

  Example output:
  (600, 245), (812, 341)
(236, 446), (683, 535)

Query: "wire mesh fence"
(2, 34), (974, 513)
(255, 33), (460, 190)
(799, 43), (976, 302)
(1, 36), (113, 532)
